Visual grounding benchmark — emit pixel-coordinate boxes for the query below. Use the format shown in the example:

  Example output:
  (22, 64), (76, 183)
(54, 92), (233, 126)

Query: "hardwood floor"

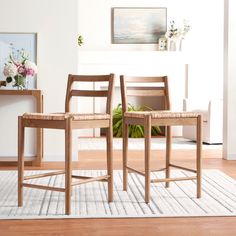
(0, 148), (236, 236)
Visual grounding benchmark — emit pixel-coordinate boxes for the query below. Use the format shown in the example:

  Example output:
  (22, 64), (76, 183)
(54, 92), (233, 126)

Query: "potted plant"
(113, 104), (162, 138)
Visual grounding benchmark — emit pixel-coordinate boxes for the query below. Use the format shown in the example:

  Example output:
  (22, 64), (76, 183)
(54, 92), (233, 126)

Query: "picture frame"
(0, 32), (37, 89)
(111, 7), (167, 44)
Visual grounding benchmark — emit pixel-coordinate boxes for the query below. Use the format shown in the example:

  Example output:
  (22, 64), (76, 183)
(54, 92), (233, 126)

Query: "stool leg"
(123, 121), (128, 191)
(144, 115), (151, 203)
(165, 126), (171, 188)
(65, 118), (72, 215)
(196, 115), (202, 198)
(18, 116), (25, 207)
(106, 121), (113, 202)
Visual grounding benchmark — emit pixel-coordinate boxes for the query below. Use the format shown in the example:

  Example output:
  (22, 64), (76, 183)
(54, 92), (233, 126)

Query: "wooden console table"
(0, 89), (43, 166)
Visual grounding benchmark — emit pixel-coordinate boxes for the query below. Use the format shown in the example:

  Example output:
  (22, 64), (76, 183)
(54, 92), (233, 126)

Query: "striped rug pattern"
(0, 170), (235, 219)
(77, 138), (222, 151)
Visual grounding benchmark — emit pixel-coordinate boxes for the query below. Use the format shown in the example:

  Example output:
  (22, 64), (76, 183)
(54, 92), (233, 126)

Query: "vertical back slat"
(120, 75), (128, 113)
(106, 74), (115, 114)
(65, 74), (73, 112)
(163, 76), (170, 110)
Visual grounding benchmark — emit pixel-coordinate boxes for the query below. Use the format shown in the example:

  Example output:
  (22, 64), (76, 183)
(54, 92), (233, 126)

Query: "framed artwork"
(112, 7), (167, 44)
(0, 32), (37, 88)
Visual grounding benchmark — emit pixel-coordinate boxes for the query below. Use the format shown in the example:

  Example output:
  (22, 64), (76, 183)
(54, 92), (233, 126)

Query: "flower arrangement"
(165, 20), (190, 40)
(3, 49), (37, 89)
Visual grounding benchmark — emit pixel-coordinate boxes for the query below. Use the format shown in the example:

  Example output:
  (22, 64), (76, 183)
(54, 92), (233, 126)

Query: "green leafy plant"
(113, 104), (162, 138)
(78, 35), (84, 46)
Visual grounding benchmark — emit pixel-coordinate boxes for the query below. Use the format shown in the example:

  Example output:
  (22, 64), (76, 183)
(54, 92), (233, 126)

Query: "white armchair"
(183, 98), (223, 144)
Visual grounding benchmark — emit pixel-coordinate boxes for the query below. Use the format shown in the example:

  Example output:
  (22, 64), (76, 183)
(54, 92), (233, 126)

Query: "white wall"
(0, 0), (78, 160)
(187, 0), (224, 100)
(223, 0), (236, 160)
(78, 0), (224, 137)
(79, 0), (193, 51)
(78, 0), (224, 100)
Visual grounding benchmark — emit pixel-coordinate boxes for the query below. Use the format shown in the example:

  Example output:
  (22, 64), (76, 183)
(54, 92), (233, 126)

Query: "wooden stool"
(18, 74), (114, 214)
(120, 75), (202, 203)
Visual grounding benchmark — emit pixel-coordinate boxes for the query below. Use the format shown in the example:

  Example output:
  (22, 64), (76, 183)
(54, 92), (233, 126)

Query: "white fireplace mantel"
(78, 50), (189, 137)
(79, 50), (187, 64)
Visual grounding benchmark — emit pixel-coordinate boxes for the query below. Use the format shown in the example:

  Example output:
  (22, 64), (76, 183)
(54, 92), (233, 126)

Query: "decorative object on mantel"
(78, 35), (84, 46)
(3, 49), (37, 90)
(165, 20), (190, 51)
(158, 37), (167, 50)
(112, 7), (167, 44)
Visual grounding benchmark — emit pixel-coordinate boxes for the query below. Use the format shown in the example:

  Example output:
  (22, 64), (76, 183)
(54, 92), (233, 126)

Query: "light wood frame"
(120, 75), (202, 203)
(18, 74), (114, 215)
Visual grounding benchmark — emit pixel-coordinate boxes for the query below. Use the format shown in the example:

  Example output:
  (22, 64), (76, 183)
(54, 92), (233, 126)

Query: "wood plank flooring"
(0, 148), (236, 236)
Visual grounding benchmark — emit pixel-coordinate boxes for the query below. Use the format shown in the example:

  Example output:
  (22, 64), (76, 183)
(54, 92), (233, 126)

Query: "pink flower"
(26, 68), (35, 76)
(3, 63), (17, 77)
(17, 66), (27, 76)
(24, 60), (37, 76)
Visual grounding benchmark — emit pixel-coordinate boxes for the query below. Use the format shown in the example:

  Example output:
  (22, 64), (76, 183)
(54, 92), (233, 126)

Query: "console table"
(0, 89), (43, 166)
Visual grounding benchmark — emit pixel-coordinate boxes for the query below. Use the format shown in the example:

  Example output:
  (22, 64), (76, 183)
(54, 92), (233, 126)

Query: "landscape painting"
(112, 7), (167, 44)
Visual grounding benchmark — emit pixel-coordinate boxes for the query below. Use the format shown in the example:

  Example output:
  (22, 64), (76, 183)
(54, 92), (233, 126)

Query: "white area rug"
(0, 170), (235, 219)
(78, 138), (222, 151)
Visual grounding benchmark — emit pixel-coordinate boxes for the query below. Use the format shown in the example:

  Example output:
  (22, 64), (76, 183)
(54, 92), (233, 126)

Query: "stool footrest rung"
(126, 166), (145, 176)
(151, 168), (167, 172)
(151, 176), (197, 183)
(169, 164), (197, 173)
(24, 170), (65, 180)
(22, 183), (65, 192)
(72, 175), (108, 182)
(71, 175), (110, 186)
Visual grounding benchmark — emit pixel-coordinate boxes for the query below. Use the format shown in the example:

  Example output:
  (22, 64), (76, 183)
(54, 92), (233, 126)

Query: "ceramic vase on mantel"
(167, 38), (183, 51)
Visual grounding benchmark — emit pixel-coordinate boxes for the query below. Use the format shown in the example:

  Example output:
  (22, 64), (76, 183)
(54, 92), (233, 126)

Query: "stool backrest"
(120, 75), (170, 113)
(65, 74), (115, 114)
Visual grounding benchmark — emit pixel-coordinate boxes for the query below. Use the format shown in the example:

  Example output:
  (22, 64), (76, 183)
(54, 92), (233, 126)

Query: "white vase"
(176, 39), (183, 51)
(168, 39), (182, 51)
(168, 39), (176, 51)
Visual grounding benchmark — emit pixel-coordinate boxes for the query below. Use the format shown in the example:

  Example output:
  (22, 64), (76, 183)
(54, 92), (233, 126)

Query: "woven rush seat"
(124, 110), (200, 119)
(23, 112), (110, 121)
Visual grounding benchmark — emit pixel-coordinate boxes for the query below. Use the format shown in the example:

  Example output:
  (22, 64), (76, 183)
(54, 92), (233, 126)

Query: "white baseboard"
(223, 154), (236, 160)
(43, 154), (78, 162)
